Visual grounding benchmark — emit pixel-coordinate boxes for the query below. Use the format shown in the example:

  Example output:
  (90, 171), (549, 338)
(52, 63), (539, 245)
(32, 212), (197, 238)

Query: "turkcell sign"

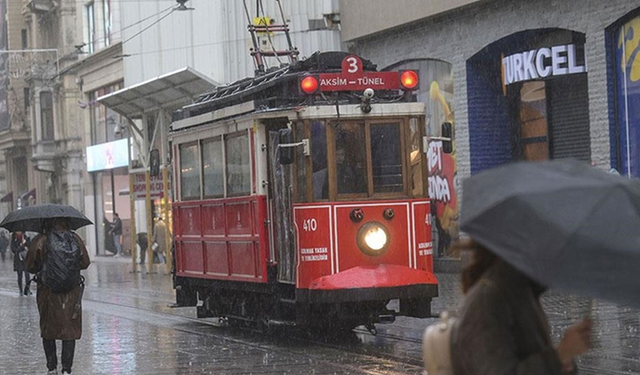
(502, 44), (587, 86)
(319, 55), (400, 91)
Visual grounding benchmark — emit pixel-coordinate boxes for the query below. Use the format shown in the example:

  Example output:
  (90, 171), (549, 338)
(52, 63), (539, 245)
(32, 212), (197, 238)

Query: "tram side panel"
(173, 196), (269, 283)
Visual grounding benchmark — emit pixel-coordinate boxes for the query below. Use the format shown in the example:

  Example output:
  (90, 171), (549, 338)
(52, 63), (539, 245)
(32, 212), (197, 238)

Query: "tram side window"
(294, 121), (308, 202)
(311, 121), (328, 200)
(202, 137), (224, 198)
(371, 123), (403, 193)
(409, 118), (424, 196)
(335, 123), (367, 195)
(226, 132), (251, 196)
(180, 143), (201, 200)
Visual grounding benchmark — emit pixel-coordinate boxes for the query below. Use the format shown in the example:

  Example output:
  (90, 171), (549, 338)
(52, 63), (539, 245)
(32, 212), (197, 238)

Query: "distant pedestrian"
(11, 231), (30, 295)
(450, 240), (592, 374)
(26, 218), (91, 375)
(0, 228), (8, 262)
(153, 216), (168, 264)
(109, 212), (122, 257)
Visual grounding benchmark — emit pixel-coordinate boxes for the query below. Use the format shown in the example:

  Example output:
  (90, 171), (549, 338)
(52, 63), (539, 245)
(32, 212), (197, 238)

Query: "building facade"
(0, 0), (37, 218)
(340, 0), (640, 267)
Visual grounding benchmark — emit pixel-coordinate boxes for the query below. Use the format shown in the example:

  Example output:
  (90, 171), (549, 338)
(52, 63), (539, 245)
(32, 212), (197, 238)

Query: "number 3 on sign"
(303, 218), (317, 232)
(346, 56), (359, 73)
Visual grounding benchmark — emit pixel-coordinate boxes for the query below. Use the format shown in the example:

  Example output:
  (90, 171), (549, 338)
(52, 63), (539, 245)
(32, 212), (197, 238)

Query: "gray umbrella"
(0, 203), (93, 233)
(460, 159), (640, 308)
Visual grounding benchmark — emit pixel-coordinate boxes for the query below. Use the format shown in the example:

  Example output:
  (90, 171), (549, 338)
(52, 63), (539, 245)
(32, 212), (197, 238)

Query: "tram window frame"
(320, 118), (409, 201)
(293, 120), (309, 203)
(369, 120), (407, 195)
(179, 142), (202, 201)
(409, 117), (427, 197)
(202, 136), (225, 199)
(225, 130), (252, 197)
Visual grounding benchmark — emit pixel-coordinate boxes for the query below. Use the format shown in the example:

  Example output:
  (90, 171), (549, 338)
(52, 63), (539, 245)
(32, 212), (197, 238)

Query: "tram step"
(267, 319), (297, 327)
(378, 314), (396, 324)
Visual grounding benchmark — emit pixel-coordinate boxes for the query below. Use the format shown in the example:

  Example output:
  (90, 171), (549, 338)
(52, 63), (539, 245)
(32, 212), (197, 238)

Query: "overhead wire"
(122, 7), (177, 46)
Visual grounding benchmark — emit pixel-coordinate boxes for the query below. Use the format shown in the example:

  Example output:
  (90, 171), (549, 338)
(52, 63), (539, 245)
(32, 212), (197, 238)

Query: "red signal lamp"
(300, 76), (319, 94)
(400, 70), (419, 90)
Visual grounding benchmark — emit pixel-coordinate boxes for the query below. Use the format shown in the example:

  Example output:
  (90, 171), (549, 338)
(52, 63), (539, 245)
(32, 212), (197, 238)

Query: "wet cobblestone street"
(0, 256), (639, 374)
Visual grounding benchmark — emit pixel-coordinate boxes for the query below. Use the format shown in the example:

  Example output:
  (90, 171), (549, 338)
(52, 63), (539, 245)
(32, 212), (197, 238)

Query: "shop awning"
(97, 67), (219, 119)
(0, 191), (12, 203)
(21, 188), (36, 201)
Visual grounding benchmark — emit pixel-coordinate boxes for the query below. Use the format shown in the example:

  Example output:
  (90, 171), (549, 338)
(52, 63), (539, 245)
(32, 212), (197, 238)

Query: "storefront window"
(202, 137), (224, 198)
(518, 81), (549, 161)
(610, 15), (640, 177)
(180, 143), (201, 200)
(225, 132), (251, 196)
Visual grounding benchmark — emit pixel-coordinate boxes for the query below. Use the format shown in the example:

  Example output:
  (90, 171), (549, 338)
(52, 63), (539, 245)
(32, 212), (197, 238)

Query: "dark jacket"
(11, 234), (26, 272)
(111, 217), (122, 235)
(25, 232), (91, 340)
(451, 260), (572, 375)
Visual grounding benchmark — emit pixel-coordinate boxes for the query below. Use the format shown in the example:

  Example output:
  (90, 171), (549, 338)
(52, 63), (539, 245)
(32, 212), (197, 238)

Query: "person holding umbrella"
(1, 204), (93, 375)
(26, 217), (91, 375)
(442, 159), (640, 374)
(450, 240), (592, 374)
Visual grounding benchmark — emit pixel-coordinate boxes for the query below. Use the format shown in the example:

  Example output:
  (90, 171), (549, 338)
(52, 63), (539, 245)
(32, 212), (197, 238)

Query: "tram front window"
(371, 123), (403, 193)
(335, 124), (367, 195)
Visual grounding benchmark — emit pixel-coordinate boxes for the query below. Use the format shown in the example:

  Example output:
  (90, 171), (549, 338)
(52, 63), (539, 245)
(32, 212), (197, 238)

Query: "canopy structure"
(97, 66), (218, 119)
(96, 66), (218, 274)
(0, 191), (12, 203)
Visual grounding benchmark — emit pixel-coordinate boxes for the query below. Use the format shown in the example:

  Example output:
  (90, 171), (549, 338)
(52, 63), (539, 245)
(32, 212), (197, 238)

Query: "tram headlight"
(357, 222), (390, 256)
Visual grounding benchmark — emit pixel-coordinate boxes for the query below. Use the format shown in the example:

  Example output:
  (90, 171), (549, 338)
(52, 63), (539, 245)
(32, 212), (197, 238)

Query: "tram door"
(267, 125), (296, 283)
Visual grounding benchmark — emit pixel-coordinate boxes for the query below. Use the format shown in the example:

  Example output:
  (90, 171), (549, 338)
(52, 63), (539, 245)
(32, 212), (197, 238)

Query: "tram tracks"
(81, 286), (427, 370)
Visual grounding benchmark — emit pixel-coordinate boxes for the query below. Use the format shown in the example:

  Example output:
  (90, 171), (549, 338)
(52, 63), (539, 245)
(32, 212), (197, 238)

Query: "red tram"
(169, 52), (438, 330)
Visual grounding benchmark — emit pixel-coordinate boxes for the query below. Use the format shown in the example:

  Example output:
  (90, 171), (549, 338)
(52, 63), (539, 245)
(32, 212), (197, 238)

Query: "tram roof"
(97, 67), (219, 119)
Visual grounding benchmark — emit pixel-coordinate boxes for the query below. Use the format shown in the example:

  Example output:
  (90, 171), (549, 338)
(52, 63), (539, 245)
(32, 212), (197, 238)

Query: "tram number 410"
(302, 218), (318, 232)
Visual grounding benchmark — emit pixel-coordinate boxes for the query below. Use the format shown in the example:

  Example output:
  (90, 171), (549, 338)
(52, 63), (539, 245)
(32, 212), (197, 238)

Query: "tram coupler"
(378, 313), (396, 324)
(365, 323), (378, 335)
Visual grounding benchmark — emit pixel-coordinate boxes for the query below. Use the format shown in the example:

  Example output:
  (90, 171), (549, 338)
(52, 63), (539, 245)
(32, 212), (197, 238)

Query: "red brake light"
(400, 70), (419, 90)
(300, 76), (319, 94)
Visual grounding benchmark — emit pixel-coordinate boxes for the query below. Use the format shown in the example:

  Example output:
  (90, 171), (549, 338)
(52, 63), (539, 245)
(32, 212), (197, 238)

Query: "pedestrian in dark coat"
(11, 231), (31, 295)
(0, 229), (8, 262)
(451, 240), (592, 375)
(26, 219), (91, 375)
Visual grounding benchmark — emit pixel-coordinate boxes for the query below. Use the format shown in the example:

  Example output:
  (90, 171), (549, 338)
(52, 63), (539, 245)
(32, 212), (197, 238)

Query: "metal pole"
(145, 171), (154, 273)
(129, 173), (138, 273)
(162, 165), (171, 274)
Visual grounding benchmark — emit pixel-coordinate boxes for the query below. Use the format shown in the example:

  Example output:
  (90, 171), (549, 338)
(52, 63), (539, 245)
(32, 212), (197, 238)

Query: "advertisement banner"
(614, 16), (640, 177)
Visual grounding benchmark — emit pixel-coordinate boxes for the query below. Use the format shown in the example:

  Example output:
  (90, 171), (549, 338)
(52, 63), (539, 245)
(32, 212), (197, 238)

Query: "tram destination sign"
(319, 55), (399, 91)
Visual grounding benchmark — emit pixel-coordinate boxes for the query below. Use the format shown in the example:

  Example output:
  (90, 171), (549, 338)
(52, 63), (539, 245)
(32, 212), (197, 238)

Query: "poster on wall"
(391, 59), (459, 259)
(614, 16), (640, 178)
(0, 0), (8, 132)
(424, 69), (459, 259)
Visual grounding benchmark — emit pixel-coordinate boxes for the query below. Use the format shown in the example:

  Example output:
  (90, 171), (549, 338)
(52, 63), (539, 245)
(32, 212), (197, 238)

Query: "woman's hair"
(455, 239), (498, 294)
(44, 218), (69, 233)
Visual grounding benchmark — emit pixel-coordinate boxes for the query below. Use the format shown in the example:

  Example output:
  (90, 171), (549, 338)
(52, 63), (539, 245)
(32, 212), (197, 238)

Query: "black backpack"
(40, 230), (82, 293)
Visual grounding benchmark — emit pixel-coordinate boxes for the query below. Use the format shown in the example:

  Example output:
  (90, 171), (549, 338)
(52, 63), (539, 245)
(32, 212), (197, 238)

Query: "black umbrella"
(460, 159), (640, 308)
(0, 204), (93, 233)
